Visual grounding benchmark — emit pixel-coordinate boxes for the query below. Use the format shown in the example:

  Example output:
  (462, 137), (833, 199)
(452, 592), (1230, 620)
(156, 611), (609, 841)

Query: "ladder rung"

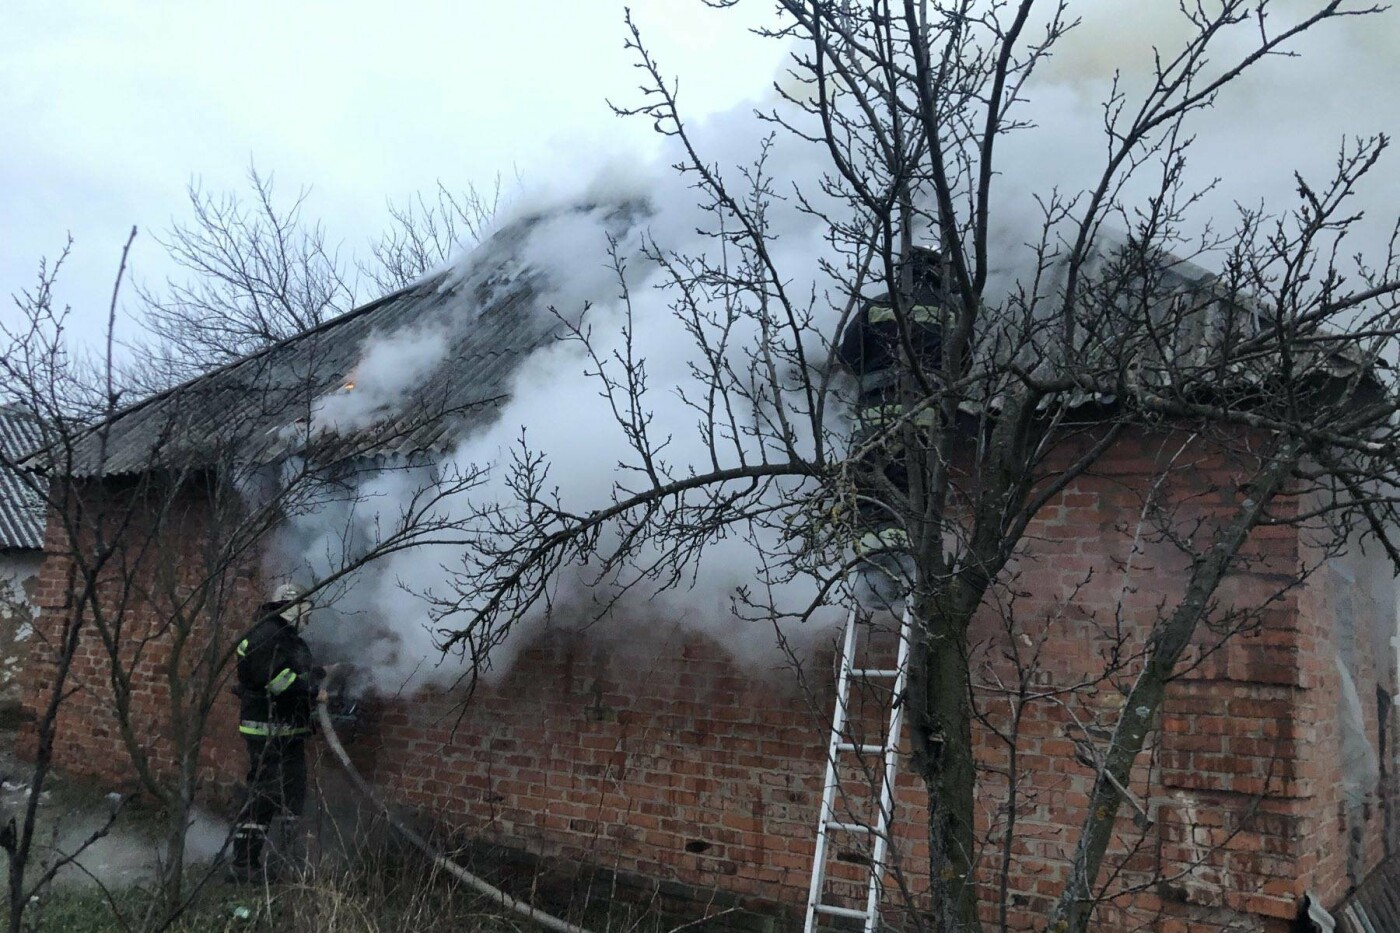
(851, 668), (900, 678)
(823, 821), (874, 834)
(814, 904), (869, 920)
(835, 742), (885, 755)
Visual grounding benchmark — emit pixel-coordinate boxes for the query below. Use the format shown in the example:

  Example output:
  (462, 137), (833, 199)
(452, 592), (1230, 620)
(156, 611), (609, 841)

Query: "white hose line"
(315, 703), (597, 933)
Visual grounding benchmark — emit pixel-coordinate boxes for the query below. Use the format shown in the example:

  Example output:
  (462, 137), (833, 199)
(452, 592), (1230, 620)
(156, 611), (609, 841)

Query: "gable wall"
(17, 479), (256, 801)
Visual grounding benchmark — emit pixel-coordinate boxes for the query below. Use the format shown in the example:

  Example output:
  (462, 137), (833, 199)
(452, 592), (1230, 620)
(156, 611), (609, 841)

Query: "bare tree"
(361, 176), (510, 294)
(137, 165), (356, 383)
(131, 167), (508, 394)
(0, 116), (515, 926)
(1, 236), (501, 929)
(405, 3), (1400, 932)
(0, 234), (137, 933)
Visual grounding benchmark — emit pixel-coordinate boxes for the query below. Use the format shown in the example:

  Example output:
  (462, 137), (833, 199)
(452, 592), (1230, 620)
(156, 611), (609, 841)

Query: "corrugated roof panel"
(0, 408), (45, 551)
(49, 226), (566, 478)
(46, 216), (1356, 483)
(1332, 855), (1400, 931)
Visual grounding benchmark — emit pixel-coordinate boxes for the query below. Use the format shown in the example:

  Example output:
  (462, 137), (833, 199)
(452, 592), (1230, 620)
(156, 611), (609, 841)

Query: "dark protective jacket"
(836, 250), (946, 377)
(235, 605), (323, 737)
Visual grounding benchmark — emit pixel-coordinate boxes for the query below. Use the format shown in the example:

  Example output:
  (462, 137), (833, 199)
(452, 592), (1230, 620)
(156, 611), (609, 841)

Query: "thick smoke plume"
(272, 1), (1398, 697)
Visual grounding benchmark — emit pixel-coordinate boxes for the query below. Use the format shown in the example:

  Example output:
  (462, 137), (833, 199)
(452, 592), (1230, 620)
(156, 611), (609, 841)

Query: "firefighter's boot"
(226, 822), (269, 883)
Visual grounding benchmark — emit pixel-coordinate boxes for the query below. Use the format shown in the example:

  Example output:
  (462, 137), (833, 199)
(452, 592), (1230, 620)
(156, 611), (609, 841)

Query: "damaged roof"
(0, 407), (45, 551)
(49, 218), (568, 478)
(43, 212), (1381, 479)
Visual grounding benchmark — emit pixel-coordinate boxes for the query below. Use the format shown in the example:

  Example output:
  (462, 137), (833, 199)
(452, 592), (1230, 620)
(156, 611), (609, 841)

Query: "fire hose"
(315, 702), (596, 933)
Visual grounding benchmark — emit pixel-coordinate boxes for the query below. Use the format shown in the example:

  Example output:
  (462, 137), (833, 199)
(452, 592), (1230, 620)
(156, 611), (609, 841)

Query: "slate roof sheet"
(50, 219), (566, 478)
(1327, 855), (1400, 931)
(0, 407), (45, 551)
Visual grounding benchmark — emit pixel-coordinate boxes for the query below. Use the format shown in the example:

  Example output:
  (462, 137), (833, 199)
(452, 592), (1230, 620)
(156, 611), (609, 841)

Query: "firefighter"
(835, 246), (946, 378)
(228, 582), (330, 882)
(837, 248), (947, 561)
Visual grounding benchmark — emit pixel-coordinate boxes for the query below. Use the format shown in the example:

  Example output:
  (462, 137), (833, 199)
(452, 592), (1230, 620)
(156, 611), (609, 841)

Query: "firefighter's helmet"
(272, 582), (307, 605)
(271, 582), (313, 627)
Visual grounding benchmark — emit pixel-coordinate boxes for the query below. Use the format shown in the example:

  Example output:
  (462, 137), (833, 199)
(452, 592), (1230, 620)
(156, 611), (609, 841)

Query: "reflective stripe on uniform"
(866, 304), (941, 325)
(266, 668), (297, 696)
(238, 720), (309, 737)
(858, 403), (938, 428)
(855, 526), (910, 555)
(236, 638), (249, 658)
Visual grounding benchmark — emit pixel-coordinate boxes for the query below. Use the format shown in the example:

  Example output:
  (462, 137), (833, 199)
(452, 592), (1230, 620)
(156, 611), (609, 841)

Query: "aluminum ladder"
(804, 603), (913, 933)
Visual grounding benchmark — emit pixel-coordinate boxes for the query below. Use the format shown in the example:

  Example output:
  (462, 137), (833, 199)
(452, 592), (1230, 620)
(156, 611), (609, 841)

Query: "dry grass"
(27, 851), (538, 933)
(23, 839), (690, 933)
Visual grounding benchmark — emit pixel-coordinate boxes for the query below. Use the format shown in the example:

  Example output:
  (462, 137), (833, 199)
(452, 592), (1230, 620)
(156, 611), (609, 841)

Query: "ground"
(0, 722), (727, 932)
(0, 721), (519, 931)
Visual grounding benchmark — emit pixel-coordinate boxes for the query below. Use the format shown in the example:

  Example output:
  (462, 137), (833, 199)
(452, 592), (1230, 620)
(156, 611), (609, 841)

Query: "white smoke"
(304, 326), (450, 437)
(289, 188), (847, 693)
(992, 0), (1400, 271)
(279, 1), (1399, 696)
(44, 807), (228, 890)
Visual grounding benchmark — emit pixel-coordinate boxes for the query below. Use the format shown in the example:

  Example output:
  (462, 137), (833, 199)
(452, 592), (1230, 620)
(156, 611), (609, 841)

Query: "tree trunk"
(1044, 442), (1302, 932)
(908, 598), (981, 933)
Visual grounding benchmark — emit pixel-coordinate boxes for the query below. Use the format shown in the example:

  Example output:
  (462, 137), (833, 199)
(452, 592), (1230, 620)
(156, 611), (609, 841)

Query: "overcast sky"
(0, 1), (785, 346)
(4, 1), (1397, 357)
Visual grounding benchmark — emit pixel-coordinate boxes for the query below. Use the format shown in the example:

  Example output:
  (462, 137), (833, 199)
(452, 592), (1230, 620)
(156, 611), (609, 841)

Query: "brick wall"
(18, 476), (256, 801)
(20, 430), (1398, 931)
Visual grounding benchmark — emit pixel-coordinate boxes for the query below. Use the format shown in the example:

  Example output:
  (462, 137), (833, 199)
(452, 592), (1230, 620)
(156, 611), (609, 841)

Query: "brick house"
(17, 219), (1399, 931)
